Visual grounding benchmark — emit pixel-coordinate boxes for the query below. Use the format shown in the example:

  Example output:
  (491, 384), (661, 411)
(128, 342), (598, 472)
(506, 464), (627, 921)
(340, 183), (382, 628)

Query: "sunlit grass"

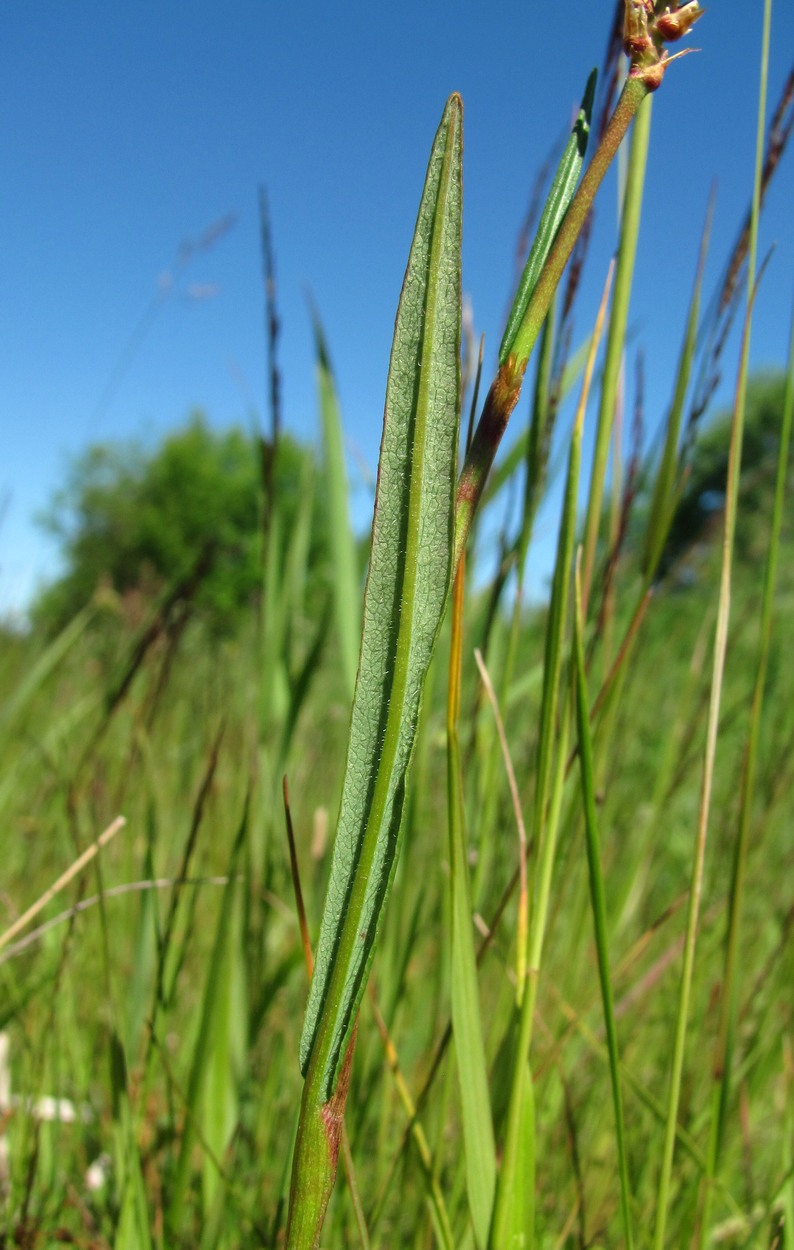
(2, 3), (793, 1247)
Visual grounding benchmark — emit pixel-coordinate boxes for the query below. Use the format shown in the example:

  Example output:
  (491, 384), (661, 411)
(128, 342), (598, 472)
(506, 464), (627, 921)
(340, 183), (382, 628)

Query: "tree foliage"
(34, 413), (328, 633)
(659, 371), (791, 573)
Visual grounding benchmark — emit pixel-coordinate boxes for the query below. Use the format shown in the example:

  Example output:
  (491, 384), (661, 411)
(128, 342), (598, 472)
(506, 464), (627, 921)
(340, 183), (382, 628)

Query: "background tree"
(33, 413), (331, 633)
(655, 371), (791, 575)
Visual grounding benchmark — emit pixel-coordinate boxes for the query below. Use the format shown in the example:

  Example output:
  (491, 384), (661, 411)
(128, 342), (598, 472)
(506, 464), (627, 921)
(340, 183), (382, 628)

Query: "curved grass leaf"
(642, 193), (713, 580)
(447, 572), (496, 1248)
(500, 68), (596, 367)
(310, 303), (360, 697)
(298, 93), (463, 1101)
(0, 603), (94, 738)
(572, 553), (634, 1250)
(111, 1030), (154, 1250)
(580, 91), (651, 604)
(490, 262), (613, 1249)
(168, 802), (248, 1236)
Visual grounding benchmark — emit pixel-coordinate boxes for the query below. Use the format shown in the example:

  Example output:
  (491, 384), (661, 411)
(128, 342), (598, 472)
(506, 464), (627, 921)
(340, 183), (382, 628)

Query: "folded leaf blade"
(299, 93), (463, 1101)
(500, 68), (596, 368)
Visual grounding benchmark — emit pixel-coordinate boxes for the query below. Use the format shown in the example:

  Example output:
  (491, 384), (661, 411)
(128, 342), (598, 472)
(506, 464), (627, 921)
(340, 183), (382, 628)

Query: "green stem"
(573, 555), (634, 1250)
(490, 264), (612, 1247)
(651, 244), (764, 1250)
(580, 91), (652, 608)
(697, 27), (782, 1247)
(454, 74), (650, 569)
(654, 3), (767, 1242)
(511, 75), (649, 370)
(287, 1031), (357, 1250)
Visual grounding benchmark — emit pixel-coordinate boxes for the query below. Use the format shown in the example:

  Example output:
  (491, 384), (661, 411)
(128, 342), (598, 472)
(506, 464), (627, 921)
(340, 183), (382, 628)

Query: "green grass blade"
(529, 262), (614, 967)
(447, 569), (496, 1249)
(490, 262), (614, 1250)
(287, 93), (462, 1250)
(454, 75), (657, 571)
(783, 1040), (794, 1250)
(114, 1153), (154, 1250)
(580, 93), (652, 608)
(642, 193), (713, 580)
(489, 308), (557, 837)
(0, 603), (94, 738)
(200, 879), (247, 1214)
(457, 57), (681, 572)
(299, 91), (462, 1099)
(652, 227), (770, 1250)
(168, 802), (248, 1237)
(654, 3), (769, 1241)
(697, 74), (788, 1250)
(500, 69), (596, 367)
(111, 1031), (154, 1250)
(516, 300), (556, 570)
(367, 996), (455, 1250)
(311, 304), (361, 697)
(699, 304), (794, 1243)
(125, 814), (158, 1059)
(572, 553), (634, 1250)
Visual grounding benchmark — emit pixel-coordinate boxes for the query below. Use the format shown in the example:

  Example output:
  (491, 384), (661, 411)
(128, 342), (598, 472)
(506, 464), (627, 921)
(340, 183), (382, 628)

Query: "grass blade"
(572, 551), (633, 1250)
(642, 191), (713, 580)
(454, 52), (675, 571)
(287, 93), (462, 1249)
(284, 778), (372, 1250)
(652, 248), (771, 1250)
(490, 260), (614, 1250)
(299, 89), (462, 1099)
(0, 604), (94, 738)
(782, 1039), (794, 1250)
(367, 993), (455, 1250)
(500, 69), (597, 367)
(580, 92), (652, 608)
(111, 1030), (154, 1250)
(654, 2), (769, 1239)
(447, 562), (497, 1249)
(167, 801), (248, 1237)
(697, 301), (794, 1245)
(310, 304), (361, 697)
(199, 876), (247, 1216)
(696, 30), (786, 1241)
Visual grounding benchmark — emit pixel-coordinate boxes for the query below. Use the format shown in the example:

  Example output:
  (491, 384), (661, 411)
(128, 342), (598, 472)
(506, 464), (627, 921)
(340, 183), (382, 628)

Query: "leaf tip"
(444, 92), (463, 130)
(583, 66), (598, 115)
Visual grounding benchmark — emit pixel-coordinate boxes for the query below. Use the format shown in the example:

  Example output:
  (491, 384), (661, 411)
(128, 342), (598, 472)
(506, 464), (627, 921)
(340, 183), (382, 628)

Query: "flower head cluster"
(624, 0), (704, 90)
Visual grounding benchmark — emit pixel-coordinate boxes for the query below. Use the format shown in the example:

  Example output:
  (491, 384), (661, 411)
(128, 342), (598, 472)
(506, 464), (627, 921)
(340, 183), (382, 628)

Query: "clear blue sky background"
(2, 1), (793, 617)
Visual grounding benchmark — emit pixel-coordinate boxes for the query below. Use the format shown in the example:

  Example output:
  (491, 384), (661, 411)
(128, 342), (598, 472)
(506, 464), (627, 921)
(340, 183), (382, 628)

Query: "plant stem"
(580, 91), (652, 610)
(454, 74), (650, 569)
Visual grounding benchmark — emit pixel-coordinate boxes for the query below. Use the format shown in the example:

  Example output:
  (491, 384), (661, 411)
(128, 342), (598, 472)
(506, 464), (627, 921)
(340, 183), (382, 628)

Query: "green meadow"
(2, 4), (794, 1247)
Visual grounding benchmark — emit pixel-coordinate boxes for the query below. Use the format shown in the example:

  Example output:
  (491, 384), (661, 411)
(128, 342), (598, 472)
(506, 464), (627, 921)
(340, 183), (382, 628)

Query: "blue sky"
(2, 1), (793, 617)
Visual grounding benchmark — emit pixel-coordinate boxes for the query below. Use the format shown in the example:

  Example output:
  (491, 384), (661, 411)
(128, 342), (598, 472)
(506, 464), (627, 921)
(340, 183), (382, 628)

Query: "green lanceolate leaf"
(299, 93), (462, 1101)
(499, 68), (596, 367)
